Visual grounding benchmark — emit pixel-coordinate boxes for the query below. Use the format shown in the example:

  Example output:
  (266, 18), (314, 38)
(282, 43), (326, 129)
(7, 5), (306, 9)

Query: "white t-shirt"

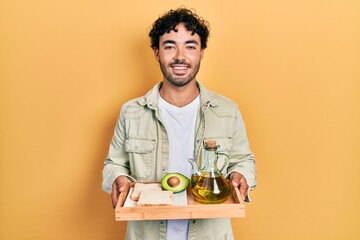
(158, 94), (200, 240)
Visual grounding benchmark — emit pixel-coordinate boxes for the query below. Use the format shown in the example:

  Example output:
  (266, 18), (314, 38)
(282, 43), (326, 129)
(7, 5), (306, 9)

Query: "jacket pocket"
(125, 138), (156, 180)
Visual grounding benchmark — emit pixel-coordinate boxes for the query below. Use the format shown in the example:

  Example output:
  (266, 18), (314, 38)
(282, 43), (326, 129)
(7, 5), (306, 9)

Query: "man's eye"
(187, 46), (196, 50)
(164, 46), (174, 49)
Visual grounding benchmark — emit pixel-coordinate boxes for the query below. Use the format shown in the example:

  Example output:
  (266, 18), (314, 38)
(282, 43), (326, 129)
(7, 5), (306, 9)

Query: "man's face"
(153, 23), (204, 87)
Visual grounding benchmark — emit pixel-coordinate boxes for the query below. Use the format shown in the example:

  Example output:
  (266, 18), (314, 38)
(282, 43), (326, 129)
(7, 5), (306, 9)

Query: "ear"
(153, 48), (160, 62)
(200, 49), (205, 60)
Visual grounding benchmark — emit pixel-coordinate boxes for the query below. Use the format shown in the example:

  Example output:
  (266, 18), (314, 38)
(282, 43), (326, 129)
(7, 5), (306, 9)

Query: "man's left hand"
(230, 172), (249, 201)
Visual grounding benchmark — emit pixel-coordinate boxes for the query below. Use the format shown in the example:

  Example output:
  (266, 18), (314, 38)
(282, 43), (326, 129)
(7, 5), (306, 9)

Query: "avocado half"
(161, 172), (190, 193)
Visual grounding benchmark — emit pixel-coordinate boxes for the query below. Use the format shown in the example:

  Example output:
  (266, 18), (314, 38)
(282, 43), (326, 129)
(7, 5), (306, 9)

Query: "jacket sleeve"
(102, 106), (136, 194)
(227, 108), (256, 190)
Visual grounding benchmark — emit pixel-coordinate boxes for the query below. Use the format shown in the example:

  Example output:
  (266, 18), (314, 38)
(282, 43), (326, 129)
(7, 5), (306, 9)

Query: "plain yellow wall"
(1, 0), (359, 239)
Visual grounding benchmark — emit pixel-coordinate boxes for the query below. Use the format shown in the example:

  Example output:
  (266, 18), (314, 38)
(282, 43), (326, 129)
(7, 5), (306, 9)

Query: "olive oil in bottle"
(189, 140), (231, 204)
(192, 174), (231, 204)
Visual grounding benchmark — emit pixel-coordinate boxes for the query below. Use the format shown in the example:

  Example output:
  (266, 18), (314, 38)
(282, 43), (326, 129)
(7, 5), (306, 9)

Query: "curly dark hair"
(149, 8), (210, 49)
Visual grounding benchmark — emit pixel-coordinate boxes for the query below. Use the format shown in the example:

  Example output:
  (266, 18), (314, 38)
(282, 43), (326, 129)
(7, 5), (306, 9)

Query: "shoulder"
(119, 97), (147, 119)
(208, 90), (237, 107)
(203, 89), (240, 117)
(121, 82), (161, 114)
(122, 97), (142, 109)
(198, 82), (238, 110)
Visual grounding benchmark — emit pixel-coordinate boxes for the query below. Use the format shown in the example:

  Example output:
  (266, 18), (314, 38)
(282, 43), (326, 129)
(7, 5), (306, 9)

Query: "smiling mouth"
(170, 62), (190, 73)
(172, 65), (188, 70)
(172, 66), (188, 76)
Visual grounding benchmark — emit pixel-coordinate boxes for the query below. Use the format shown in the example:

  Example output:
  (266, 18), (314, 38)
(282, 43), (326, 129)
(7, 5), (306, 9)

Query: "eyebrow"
(162, 40), (176, 45)
(185, 40), (199, 45)
(162, 40), (200, 45)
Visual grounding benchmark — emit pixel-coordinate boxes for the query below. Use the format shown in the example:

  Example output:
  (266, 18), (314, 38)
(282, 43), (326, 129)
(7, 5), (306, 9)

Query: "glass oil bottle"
(190, 140), (231, 204)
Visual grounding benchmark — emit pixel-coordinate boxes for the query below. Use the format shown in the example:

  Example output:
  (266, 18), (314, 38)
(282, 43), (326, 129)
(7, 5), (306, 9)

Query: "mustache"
(170, 60), (190, 67)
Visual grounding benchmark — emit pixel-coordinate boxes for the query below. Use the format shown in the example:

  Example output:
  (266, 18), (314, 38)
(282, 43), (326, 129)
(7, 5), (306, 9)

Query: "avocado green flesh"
(161, 173), (190, 193)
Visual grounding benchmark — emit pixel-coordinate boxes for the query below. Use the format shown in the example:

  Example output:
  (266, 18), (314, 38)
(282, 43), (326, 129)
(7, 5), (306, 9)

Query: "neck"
(159, 80), (200, 107)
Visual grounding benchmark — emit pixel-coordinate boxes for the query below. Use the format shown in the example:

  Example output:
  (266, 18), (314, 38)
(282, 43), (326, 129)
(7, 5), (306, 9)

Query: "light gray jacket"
(102, 82), (256, 240)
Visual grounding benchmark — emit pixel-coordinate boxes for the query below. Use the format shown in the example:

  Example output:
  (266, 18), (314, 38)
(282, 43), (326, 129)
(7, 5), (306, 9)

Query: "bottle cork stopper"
(204, 140), (217, 148)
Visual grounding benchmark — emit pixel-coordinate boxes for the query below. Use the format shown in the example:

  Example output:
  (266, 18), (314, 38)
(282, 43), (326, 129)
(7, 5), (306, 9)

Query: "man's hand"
(111, 176), (129, 208)
(230, 172), (249, 201)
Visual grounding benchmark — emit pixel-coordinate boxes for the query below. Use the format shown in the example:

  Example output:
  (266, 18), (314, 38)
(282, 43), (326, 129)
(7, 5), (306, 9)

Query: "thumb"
(111, 176), (129, 208)
(115, 176), (129, 191)
(119, 185), (125, 192)
(230, 172), (242, 187)
(232, 179), (239, 187)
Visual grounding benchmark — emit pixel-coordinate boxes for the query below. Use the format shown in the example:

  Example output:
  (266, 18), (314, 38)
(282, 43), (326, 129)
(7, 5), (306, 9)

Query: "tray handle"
(116, 183), (132, 209)
(232, 186), (245, 205)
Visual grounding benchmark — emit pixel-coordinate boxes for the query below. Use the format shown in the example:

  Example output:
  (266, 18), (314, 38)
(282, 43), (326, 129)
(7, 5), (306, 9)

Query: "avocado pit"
(167, 176), (180, 187)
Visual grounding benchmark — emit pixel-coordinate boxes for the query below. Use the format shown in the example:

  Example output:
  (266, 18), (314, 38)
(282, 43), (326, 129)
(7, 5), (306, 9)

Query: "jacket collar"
(137, 81), (220, 108)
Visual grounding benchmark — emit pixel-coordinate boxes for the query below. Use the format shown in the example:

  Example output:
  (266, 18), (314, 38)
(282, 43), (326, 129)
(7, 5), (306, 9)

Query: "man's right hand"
(111, 176), (129, 208)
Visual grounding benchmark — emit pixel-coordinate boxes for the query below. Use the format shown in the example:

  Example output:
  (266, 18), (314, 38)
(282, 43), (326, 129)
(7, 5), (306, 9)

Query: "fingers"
(230, 172), (249, 200)
(111, 181), (119, 208)
(115, 176), (129, 192)
(111, 176), (129, 208)
(230, 172), (242, 187)
(239, 178), (249, 200)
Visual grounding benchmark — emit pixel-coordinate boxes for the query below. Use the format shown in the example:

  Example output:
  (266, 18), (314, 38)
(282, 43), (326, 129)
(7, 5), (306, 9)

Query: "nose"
(173, 48), (186, 61)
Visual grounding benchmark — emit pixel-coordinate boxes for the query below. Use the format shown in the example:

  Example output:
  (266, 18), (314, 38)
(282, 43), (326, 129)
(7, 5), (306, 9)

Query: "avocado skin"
(161, 173), (190, 193)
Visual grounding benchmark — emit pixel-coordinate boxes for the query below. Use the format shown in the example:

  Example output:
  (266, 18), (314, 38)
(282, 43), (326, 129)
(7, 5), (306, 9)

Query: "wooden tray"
(115, 182), (245, 221)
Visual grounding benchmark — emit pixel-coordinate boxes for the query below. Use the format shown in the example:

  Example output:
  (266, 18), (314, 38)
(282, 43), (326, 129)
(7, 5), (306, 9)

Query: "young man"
(102, 8), (256, 240)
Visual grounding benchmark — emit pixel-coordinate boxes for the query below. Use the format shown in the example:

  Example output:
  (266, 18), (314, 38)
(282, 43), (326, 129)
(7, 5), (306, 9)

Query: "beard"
(159, 60), (201, 87)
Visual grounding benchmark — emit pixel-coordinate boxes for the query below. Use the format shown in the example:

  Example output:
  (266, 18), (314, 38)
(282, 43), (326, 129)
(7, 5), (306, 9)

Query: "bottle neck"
(203, 149), (219, 174)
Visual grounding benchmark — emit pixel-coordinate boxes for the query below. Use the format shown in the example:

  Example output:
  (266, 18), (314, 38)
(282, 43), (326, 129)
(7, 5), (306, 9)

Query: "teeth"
(174, 66), (186, 70)
(172, 65), (188, 70)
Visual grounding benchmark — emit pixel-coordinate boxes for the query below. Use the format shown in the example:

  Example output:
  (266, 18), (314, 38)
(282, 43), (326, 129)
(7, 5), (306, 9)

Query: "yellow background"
(1, 0), (359, 239)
